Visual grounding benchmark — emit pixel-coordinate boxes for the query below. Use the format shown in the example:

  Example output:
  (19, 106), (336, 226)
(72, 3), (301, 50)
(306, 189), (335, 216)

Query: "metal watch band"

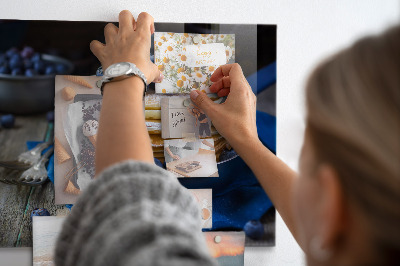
(97, 63), (148, 96)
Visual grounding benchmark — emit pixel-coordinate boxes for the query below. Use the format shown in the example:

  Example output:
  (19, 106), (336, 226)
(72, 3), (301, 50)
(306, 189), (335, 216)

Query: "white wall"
(0, 1), (398, 265)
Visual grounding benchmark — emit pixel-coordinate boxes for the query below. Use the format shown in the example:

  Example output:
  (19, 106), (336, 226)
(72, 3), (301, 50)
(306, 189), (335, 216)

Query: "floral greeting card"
(154, 32), (235, 94)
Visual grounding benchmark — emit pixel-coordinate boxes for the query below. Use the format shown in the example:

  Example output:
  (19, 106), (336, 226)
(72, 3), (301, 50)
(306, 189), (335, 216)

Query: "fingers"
(150, 63), (164, 83)
(190, 90), (217, 117)
(119, 10), (135, 35)
(136, 12), (154, 36)
(209, 76), (231, 93)
(210, 63), (243, 82)
(153, 71), (164, 83)
(104, 23), (118, 44)
(218, 88), (230, 97)
(89, 40), (105, 59)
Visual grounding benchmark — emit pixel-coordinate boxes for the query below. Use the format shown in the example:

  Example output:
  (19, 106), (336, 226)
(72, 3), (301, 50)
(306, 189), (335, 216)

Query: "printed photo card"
(161, 95), (212, 139)
(33, 216), (66, 266)
(164, 138), (218, 177)
(154, 32), (235, 94)
(204, 231), (245, 266)
(190, 189), (213, 229)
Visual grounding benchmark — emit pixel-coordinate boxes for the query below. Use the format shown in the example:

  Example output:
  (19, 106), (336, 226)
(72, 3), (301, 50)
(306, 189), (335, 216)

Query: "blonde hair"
(305, 25), (400, 264)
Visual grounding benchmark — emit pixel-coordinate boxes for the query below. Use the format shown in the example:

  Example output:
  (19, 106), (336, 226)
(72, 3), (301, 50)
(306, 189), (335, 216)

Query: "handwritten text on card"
(184, 43), (226, 67)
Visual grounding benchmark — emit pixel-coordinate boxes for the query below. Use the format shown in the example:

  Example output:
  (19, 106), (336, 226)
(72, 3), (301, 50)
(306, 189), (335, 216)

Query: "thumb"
(150, 63), (164, 83)
(190, 90), (216, 116)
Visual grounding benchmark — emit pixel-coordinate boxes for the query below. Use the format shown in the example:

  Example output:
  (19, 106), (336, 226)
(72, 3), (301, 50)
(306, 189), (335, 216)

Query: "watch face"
(105, 62), (131, 77)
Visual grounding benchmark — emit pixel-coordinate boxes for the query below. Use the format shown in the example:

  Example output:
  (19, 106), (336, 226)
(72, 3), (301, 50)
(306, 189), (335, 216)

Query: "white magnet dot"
(183, 98), (192, 107)
(214, 235), (221, 243)
(193, 35), (200, 44)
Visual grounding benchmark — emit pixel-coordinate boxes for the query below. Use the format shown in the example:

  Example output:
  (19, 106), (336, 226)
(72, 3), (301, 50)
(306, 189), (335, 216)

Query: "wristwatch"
(96, 62), (148, 96)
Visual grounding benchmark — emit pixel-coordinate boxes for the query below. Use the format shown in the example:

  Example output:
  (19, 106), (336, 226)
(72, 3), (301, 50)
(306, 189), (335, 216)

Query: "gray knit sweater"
(54, 160), (217, 266)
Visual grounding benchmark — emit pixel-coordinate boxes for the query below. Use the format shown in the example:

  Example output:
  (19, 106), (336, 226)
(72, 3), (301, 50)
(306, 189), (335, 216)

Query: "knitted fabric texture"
(54, 160), (216, 266)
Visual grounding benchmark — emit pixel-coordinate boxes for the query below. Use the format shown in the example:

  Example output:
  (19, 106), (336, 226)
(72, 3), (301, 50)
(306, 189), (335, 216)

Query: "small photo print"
(164, 138), (218, 177)
(204, 231), (245, 266)
(161, 95), (212, 139)
(154, 32), (235, 94)
(189, 189), (212, 229)
(54, 75), (102, 204)
(33, 216), (66, 266)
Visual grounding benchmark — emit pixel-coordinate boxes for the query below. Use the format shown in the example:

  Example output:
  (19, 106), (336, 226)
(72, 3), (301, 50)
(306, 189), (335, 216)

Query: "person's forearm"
(233, 137), (299, 241)
(95, 76), (153, 175)
(166, 147), (174, 157)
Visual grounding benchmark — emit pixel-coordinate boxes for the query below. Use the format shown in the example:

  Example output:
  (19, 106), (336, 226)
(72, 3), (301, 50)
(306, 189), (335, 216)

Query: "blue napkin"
(26, 141), (54, 182)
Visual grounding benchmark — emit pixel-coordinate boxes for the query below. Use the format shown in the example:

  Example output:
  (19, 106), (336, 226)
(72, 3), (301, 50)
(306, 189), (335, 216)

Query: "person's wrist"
(228, 131), (261, 153)
(102, 75), (145, 97)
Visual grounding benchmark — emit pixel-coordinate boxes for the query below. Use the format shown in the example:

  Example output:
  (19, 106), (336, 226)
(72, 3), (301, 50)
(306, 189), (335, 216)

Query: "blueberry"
(44, 65), (56, 75)
(25, 68), (37, 77)
(23, 58), (33, 69)
(11, 68), (23, 76)
(95, 66), (103, 76)
(10, 53), (22, 61)
(0, 53), (6, 65)
(33, 61), (45, 74)
(9, 56), (22, 69)
(244, 220), (264, 240)
(5, 47), (19, 58)
(1, 60), (9, 68)
(30, 208), (51, 221)
(0, 66), (10, 74)
(55, 63), (67, 74)
(0, 114), (15, 128)
(31, 52), (41, 62)
(20, 46), (34, 59)
(46, 111), (54, 122)
(154, 158), (163, 168)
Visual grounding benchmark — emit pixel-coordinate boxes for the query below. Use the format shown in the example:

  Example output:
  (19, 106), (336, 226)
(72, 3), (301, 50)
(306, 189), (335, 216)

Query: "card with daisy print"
(154, 32), (235, 94)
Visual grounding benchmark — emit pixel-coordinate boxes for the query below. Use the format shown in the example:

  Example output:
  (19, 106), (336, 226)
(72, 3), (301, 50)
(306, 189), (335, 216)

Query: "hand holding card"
(190, 63), (258, 149)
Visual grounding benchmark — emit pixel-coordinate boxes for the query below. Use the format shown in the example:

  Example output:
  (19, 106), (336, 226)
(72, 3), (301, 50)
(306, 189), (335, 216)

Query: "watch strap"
(97, 62), (148, 97)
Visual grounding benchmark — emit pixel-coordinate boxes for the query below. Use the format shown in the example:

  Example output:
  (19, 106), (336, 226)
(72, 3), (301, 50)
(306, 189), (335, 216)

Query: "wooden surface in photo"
(167, 149), (218, 177)
(0, 114), (67, 247)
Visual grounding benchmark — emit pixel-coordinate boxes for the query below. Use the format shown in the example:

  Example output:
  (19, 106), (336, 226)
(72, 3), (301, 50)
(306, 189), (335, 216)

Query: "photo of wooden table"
(167, 148), (219, 177)
(0, 115), (68, 247)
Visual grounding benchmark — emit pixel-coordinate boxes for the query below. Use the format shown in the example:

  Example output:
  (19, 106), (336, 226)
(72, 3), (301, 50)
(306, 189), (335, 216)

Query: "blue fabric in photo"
(179, 110), (276, 230)
(26, 141), (55, 183)
(247, 61), (276, 94)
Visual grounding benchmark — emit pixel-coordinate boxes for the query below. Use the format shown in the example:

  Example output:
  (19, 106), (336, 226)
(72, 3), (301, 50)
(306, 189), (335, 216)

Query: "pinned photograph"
(54, 75), (102, 204)
(190, 189), (212, 229)
(154, 32), (235, 94)
(33, 216), (66, 266)
(161, 95), (212, 139)
(164, 138), (218, 177)
(204, 231), (245, 266)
